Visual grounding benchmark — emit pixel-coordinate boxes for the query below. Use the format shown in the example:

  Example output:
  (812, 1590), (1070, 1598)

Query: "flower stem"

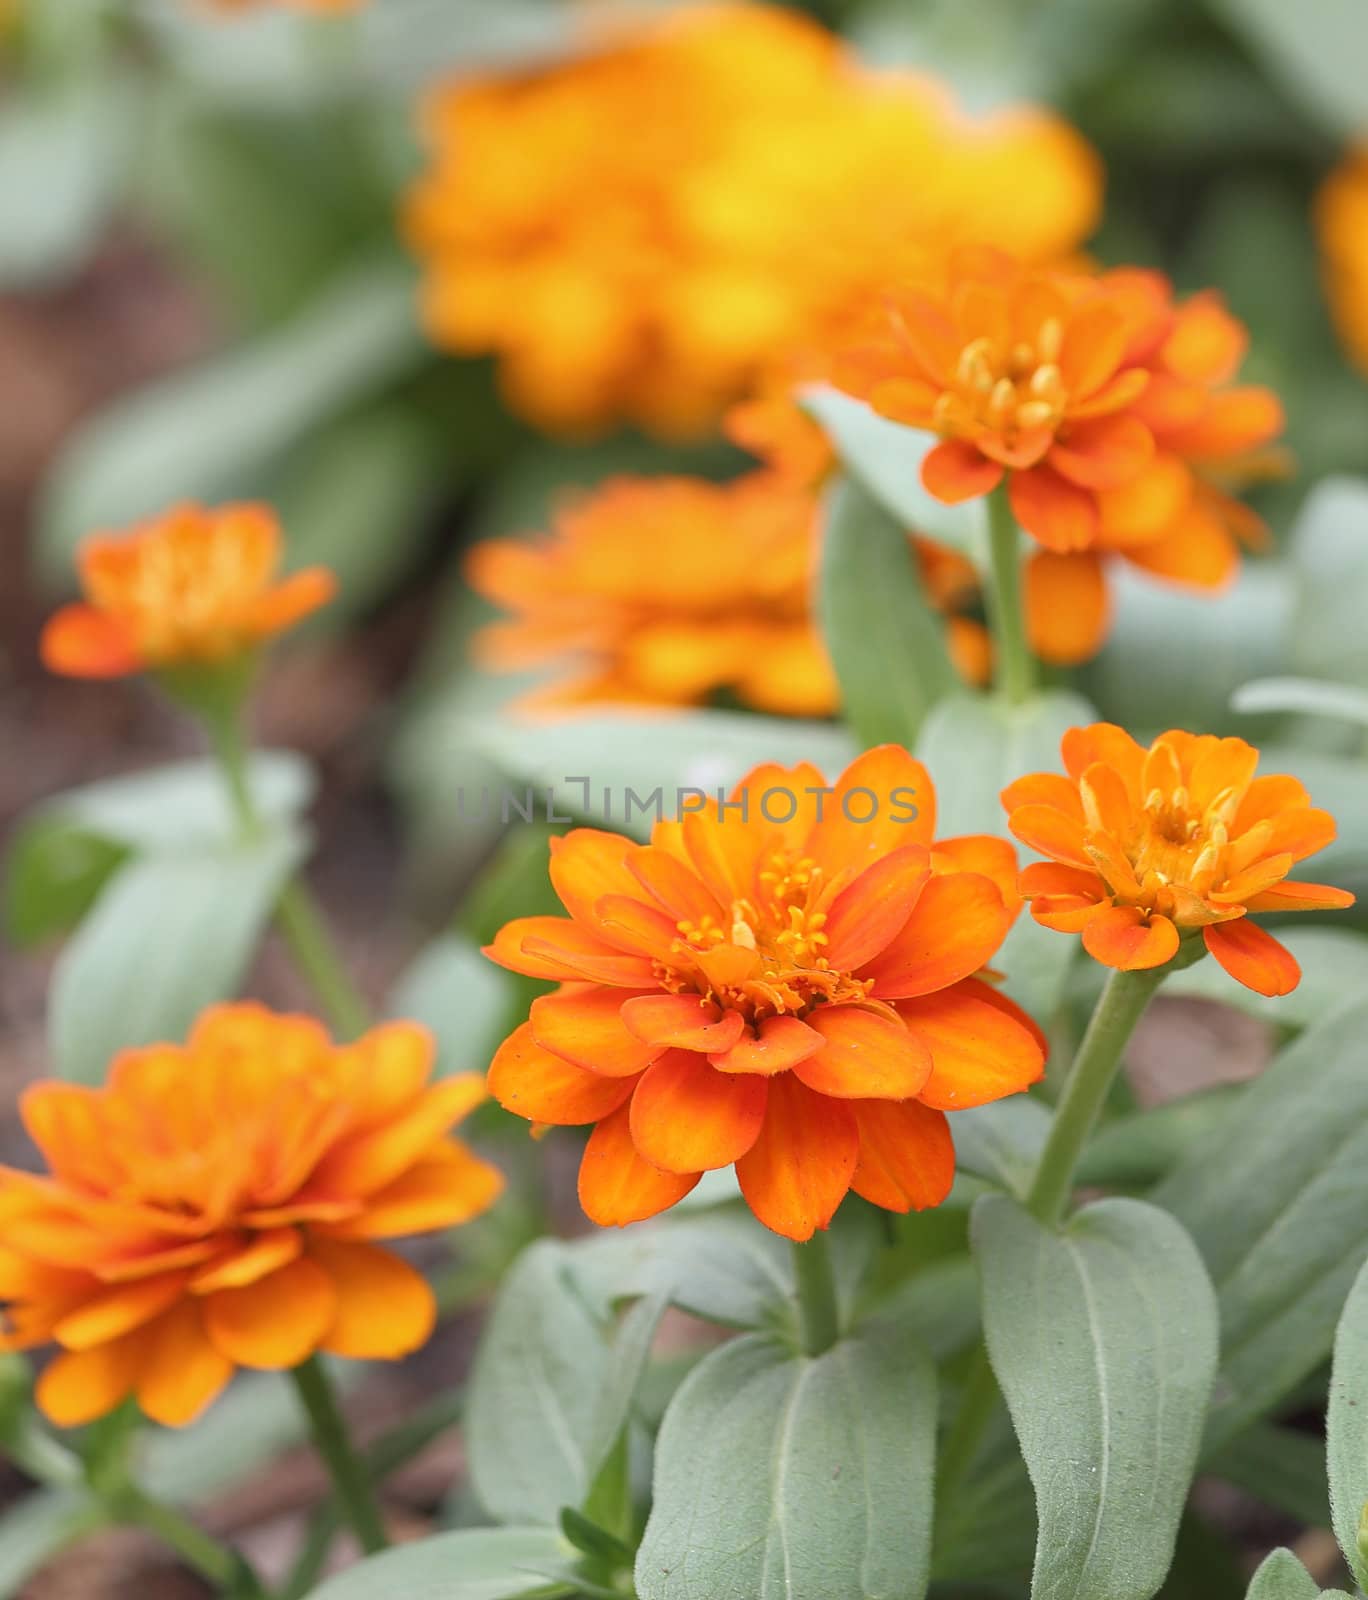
(121, 1487), (263, 1593)
(939, 964), (1166, 1496)
(291, 1358), (388, 1556)
(791, 1233), (840, 1357)
(204, 707), (370, 1041)
(1024, 965), (1166, 1225)
(984, 485), (1036, 707)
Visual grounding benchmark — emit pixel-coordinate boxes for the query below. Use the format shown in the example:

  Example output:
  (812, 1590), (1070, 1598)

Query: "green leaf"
(1081, 565), (1291, 737)
(950, 1097), (1051, 1199)
(801, 385), (980, 556)
(1328, 1255), (1368, 1586)
(36, 255), (425, 588)
(1153, 1000), (1368, 1451)
(1207, 0), (1368, 140)
(300, 1526), (572, 1600)
(1244, 1548), (1354, 1600)
(50, 829), (305, 1083)
(1287, 478), (1368, 690)
(819, 475), (955, 748)
(635, 1319), (936, 1600)
(917, 688), (1093, 1020)
(1157, 928), (1368, 1031)
(0, 72), (136, 288)
(585, 1290), (670, 1492)
(1207, 1424), (1330, 1530)
(1232, 678), (1368, 727)
(465, 1240), (613, 1525)
(387, 933), (512, 1080)
(4, 821), (128, 947)
(1076, 1088), (1244, 1190)
(973, 1195), (1219, 1600)
(0, 1491), (102, 1599)
(466, 709), (857, 840)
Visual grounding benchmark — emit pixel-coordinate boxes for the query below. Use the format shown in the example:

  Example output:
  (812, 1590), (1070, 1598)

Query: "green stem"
(291, 1358), (388, 1556)
(205, 708), (370, 1041)
(1024, 965), (1166, 1226)
(791, 1234), (840, 1358)
(984, 485), (1036, 706)
(939, 964), (1166, 1494)
(121, 1487), (259, 1592)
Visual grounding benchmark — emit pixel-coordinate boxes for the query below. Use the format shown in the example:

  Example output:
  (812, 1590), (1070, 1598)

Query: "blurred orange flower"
(41, 503), (334, 680)
(484, 748), (1045, 1241)
(210, 0), (359, 11)
(0, 1006), (501, 1428)
(405, 2), (1100, 436)
(467, 472), (837, 717)
(1004, 724), (1354, 996)
(1317, 148), (1368, 373)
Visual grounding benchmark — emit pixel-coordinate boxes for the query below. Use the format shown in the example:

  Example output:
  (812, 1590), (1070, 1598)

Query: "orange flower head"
(484, 747), (1046, 1241)
(1316, 147), (1368, 374)
(1004, 723), (1355, 995)
(41, 503), (335, 681)
(0, 1006), (502, 1428)
(405, 3), (1100, 437)
(467, 472), (837, 717)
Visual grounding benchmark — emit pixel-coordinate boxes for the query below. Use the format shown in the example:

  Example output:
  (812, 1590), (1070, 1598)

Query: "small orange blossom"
(1316, 148), (1368, 374)
(41, 503), (334, 681)
(0, 1006), (501, 1428)
(1003, 724), (1355, 995)
(484, 748), (1045, 1241)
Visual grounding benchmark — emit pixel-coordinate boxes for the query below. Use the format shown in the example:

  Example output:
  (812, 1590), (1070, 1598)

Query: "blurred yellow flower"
(1317, 148), (1368, 373)
(468, 471), (837, 717)
(405, 1), (1101, 436)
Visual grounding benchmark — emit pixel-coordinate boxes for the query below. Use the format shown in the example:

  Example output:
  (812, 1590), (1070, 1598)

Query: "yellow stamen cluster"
(933, 318), (1067, 444)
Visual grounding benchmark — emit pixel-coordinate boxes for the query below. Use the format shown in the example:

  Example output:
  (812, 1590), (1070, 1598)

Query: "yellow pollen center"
(934, 317), (1067, 446)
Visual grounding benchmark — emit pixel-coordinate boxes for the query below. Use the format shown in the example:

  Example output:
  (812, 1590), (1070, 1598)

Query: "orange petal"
(190, 1229), (302, 1295)
(886, 288), (963, 380)
(578, 1102), (700, 1227)
(1244, 880), (1355, 913)
(1082, 905), (1180, 970)
(794, 1007), (932, 1100)
(1020, 860), (1103, 899)
(866, 376), (939, 426)
(529, 987), (662, 1077)
(1066, 366), (1150, 421)
(735, 1075), (858, 1241)
(1122, 506), (1238, 589)
(1162, 293), (1247, 385)
(1203, 919), (1300, 997)
(1050, 415), (1154, 491)
(321, 1142), (504, 1240)
(52, 1272), (189, 1351)
(849, 1099), (955, 1213)
(1033, 895), (1108, 933)
(1209, 853), (1296, 906)
(203, 1257), (337, 1370)
(894, 987), (1045, 1110)
(821, 845), (932, 970)
(1009, 464), (1098, 552)
(1007, 803), (1093, 869)
(708, 1015), (826, 1076)
(309, 1238), (436, 1360)
(625, 846), (724, 926)
(36, 1334), (143, 1427)
(1025, 550), (1110, 664)
(806, 744), (936, 867)
(484, 916), (653, 985)
(1164, 387), (1284, 459)
(136, 1301), (235, 1427)
(922, 440), (1005, 504)
(862, 872), (1016, 998)
(620, 994), (747, 1054)
(592, 894), (682, 960)
(39, 605), (141, 679)
(1079, 761), (1136, 837)
(930, 834), (1021, 911)
(1000, 771), (1086, 820)
(1260, 806), (1338, 864)
(250, 568), (336, 639)
(1095, 454), (1193, 546)
(310, 1076), (487, 1198)
(628, 1053), (768, 1174)
(548, 829), (638, 924)
(1232, 774), (1311, 833)
(1059, 303), (1129, 396)
(487, 1022), (636, 1126)
(1060, 722), (1147, 792)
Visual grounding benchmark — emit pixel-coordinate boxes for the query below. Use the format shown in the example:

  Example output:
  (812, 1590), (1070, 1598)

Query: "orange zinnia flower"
(485, 748), (1045, 1241)
(467, 472), (837, 717)
(0, 1006), (502, 1428)
(405, 2), (1099, 436)
(1004, 724), (1355, 996)
(41, 503), (335, 680)
(1317, 148), (1368, 374)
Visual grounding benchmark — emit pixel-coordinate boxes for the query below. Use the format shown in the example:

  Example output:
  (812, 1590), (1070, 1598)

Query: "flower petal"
(1122, 506), (1238, 589)
(320, 1143), (505, 1240)
(53, 1272), (190, 1351)
(1203, 919), (1301, 997)
(309, 1238), (437, 1360)
(1009, 464), (1098, 551)
(578, 1102), (700, 1226)
(1081, 905), (1180, 970)
(1050, 415), (1154, 490)
(625, 845), (724, 925)
(893, 986), (1045, 1110)
(1244, 880), (1356, 913)
(863, 873), (1016, 998)
(203, 1257), (337, 1370)
(488, 1022), (636, 1126)
(548, 829), (639, 924)
(37, 1334), (143, 1427)
(1000, 771), (1086, 820)
(849, 1100), (955, 1213)
(190, 1229), (302, 1295)
(1007, 803), (1093, 869)
(629, 1053), (768, 1173)
(529, 986), (663, 1076)
(1061, 723), (1147, 792)
(735, 1075), (858, 1241)
(1024, 550), (1110, 664)
(794, 1008), (932, 1100)
(806, 744), (936, 867)
(821, 845), (932, 970)
(708, 1015), (826, 1075)
(39, 605), (141, 679)
(922, 440), (1004, 504)
(310, 1076), (489, 1198)
(484, 916), (653, 985)
(930, 835), (1021, 911)
(136, 1302), (235, 1428)
(620, 994), (747, 1053)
